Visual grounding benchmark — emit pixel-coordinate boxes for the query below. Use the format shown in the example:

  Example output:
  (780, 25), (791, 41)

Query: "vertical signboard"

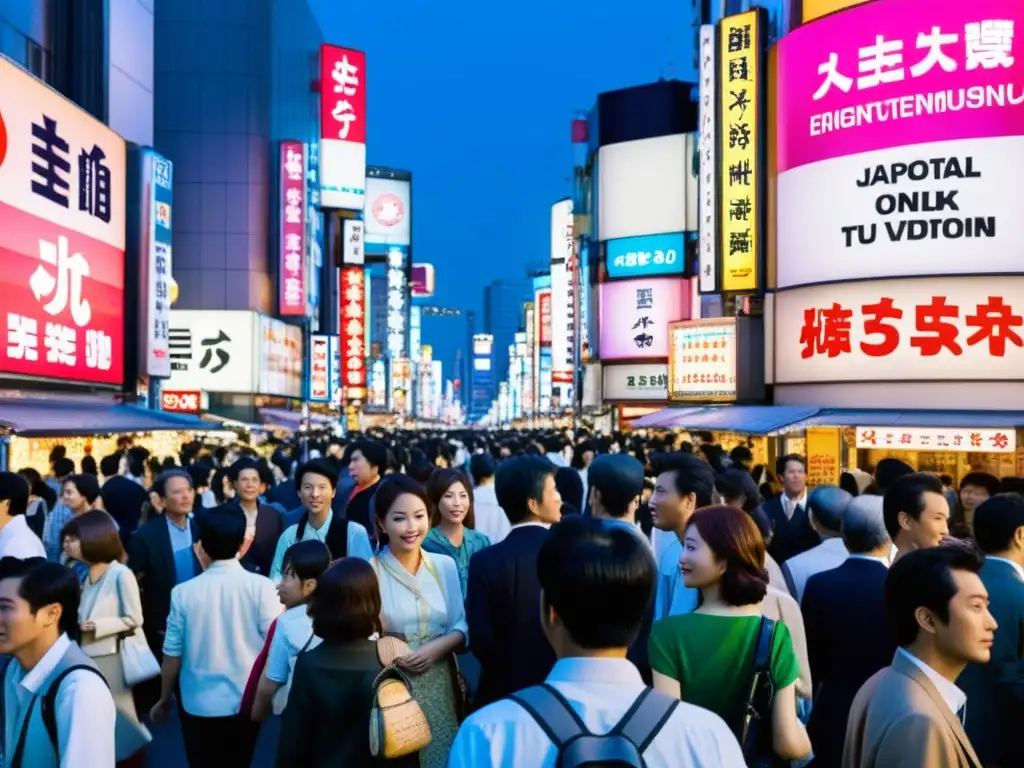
(549, 199), (573, 384)
(143, 150), (172, 377)
(698, 24), (718, 293)
(341, 218), (364, 265)
(304, 141), (322, 316)
(718, 10), (764, 293)
(386, 246), (407, 359)
(319, 45), (366, 211)
(308, 334), (331, 402)
(537, 290), (552, 346)
(524, 302), (535, 413)
(340, 266), (366, 398)
(279, 141), (306, 315)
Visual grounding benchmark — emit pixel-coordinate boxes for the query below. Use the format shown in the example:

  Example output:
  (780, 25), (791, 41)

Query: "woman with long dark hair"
(422, 469), (490, 598)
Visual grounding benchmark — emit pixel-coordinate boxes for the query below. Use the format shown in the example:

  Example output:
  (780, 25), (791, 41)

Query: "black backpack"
(509, 683), (678, 767)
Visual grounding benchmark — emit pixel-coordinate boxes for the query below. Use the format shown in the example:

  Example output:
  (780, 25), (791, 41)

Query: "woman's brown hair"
(686, 504), (769, 606)
(425, 469), (476, 529)
(307, 558), (382, 642)
(62, 509), (126, 565)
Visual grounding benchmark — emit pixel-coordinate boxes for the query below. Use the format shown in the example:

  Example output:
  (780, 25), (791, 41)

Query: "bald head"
(808, 486), (853, 534)
(842, 495), (890, 554)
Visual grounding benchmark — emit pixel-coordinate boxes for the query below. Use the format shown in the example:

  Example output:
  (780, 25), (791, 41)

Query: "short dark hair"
(715, 469), (761, 513)
(426, 469), (475, 529)
(351, 440), (388, 472)
(587, 454), (644, 519)
(874, 458), (915, 494)
(538, 516), (655, 649)
(775, 454), (807, 477)
(99, 454), (121, 478)
(296, 458), (339, 490)
(0, 472), (30, 517)
(229, 457), (261, 483)
(972, 493), (1024, 555)
(53, 457), (75, 479)
(959, 471), (1001, 497)
(61, 510), (126, 565)
(282, 540), (332, 582)
(651, 452), (716, 507)
(495, 455), (557, 525)
(154, 469), (192, 498)
(373, 474), (431, 547)
(687, 505), (769, 606)
(2, 559), (83, 642)
(885, 541), (984, 647)
(308, 558), (382, 642)
(63, 474), (101, 505)
(469, 453), (496, 485)
(883, 472), (945, 539)
(197, 507), (247, 561)
(808, 486), (852, 533)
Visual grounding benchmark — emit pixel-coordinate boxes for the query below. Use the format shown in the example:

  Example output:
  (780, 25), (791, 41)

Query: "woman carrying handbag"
(64, 510), (154, 767)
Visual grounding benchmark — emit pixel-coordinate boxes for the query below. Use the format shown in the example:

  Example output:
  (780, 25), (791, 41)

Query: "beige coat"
(760, 585), (813, 699)
(843, 651), (981, 768)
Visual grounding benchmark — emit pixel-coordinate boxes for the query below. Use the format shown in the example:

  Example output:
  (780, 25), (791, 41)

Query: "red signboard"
(0, 57), (126, 386)
(279, 141), (306, 316)
(320, 45), (367, 145)
(538, 290), (553, 346)
(161, 390), (201, 413)
(340, 266), (366, 397)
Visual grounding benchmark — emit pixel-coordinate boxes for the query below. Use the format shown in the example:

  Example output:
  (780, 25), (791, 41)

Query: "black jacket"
(759, 494), (820, 564)
(236, 502), (285, 577)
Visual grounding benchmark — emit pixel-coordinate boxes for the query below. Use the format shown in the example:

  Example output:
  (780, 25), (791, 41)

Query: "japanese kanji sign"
(141, 149), (172, 378)
(0, 57), (126, 386)
(599, 278), (691, 361)
(856, 426), (1016, 454)
(161, 390), (201, 414)
(342, 218), (364, 265)
(279, 141), (307, 316)
(549, 199), (573, 384)
(319, 44), (366, 211)
(602, 363), (670, 402)
(340, 266), (366, 400)
(385, 247), (407, 360)
(775, 277), (1024, 383)
(803, 0), (872, 24)
(698, 24), (719, 294)
(806, 427), (842, 487)
(668, 318), (738, 402)
(718, 9), (764, 293)
(165, 310), (258, 393)
(307, 333), (339, 404)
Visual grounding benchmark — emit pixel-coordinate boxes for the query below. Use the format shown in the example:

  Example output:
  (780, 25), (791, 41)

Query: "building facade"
(483, 278), (531, 388)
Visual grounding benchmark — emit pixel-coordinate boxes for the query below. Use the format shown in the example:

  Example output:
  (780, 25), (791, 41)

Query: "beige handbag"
(369, 637), (432, 759)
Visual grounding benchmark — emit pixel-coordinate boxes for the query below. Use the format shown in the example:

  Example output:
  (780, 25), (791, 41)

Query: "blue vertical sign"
(146, 151), (173, 378)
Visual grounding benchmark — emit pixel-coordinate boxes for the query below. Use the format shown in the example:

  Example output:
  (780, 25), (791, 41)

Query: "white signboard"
(167, 310), (258, 393)
(364, 177), (411, 246)
(855, 426), (1016, 454)
(669, 319), (737, 402)
(774, 276), (1024, 384)
(342, 218), (364, 265)
(258, 315), (304, 398)
(698, 25), (717, 293)
(603, 363), (669, 401)
(549, 199), (573, 382)
(778, 137), (1024, 288)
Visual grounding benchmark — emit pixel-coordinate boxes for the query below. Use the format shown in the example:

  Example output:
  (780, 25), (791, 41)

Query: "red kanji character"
(800, 304), (853, 359)
(970, 432), (983, 447)
(860, 429), (877, 446)
(953, 434), (963, 446)
(966, 297), (1024, 356)
(860, 298), (902, 357)
(990, 432), (1009, 449)
(900, 433), (913, 444)
(911, 296), (962, 356)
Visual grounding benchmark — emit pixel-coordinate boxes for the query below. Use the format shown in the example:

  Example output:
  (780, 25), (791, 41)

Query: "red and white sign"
(309, 335), (330, 401)
(319, 45), (366, 211)
(537, 290), (552, 346)
(340, 266), (366, 397)
(372, 193), (403, 227)
(0, 57), (125, 386)
(161, 390), (201, 413)
(855, 426), (1016, 454)
(279, 141), (306, 316)
(775, 276), (1024, 383)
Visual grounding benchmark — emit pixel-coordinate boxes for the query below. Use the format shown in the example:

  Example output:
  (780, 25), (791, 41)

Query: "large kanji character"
(860, 297), (902, 357)
(965, 296), (1024, 356)
(799, 303), (853, 359)
(911, 296), (962, 356)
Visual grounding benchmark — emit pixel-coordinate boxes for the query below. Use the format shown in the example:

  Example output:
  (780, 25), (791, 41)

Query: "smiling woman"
(423, 469), (491, 598)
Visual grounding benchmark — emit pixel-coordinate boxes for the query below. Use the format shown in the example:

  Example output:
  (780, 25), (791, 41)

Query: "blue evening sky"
(311, 0), (696, 366)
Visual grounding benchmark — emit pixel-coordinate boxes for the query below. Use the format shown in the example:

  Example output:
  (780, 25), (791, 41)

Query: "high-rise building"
(483, 277), (532, 387)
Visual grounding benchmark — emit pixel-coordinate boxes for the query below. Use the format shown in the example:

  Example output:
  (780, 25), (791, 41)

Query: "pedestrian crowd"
(0, 429), (1020, 767)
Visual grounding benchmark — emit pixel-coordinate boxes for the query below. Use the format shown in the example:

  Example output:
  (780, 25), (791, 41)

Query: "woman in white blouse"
(63, 509), (152, 765)
(371, 474), (468, 768)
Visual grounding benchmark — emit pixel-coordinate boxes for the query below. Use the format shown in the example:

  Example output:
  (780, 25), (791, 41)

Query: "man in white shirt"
(151, 507), (282, 767)
(469, 453), (511, 544)
(449, 516), (744, 767)
(0, 559), (116, 768)
(0, 472), (46, 560)
(782, 485), (852, 603)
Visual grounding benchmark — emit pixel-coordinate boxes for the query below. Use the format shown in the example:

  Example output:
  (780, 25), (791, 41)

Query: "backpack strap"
(296, 515), (308, 541)
(41, 665), (109, 755)
(509, 684), (588, 748)
(611, 687), (680, 754)
(753, 617), (776, 674)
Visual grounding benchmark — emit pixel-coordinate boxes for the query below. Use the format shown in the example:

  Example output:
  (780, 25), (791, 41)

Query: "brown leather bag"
(369, 637), (432, 759)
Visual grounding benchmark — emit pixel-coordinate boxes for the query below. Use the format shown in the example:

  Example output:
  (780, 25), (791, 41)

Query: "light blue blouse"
(422, 527), (490, 598)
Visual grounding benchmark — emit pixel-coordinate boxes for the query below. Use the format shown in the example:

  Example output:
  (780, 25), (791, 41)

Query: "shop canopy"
(0, 398), (210, 437)
(258, 408), (339, 432)
(629, 407), (711, 428)
(800, 409), (1024, 428)
(661, 405), (822, 435)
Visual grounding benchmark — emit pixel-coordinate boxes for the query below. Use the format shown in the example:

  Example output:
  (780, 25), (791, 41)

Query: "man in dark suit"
(759, 453), (819, 564)
(229, 458), (284, 576)
(802, 494), (895, 768)
(958, 494), (1024, 768)
(98, 454), (149, 544)
(466, 455), (561, 709)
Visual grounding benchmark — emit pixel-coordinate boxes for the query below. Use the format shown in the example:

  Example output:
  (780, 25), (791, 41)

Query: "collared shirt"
(163, 558), (282, 717)
(654, 536), (699, 620)
(985, 555), (1024, 581)
(0, 515), (46, 560)
(3, 633), (116, 768)
(165, 514), (196, 585)
(846, 553), (891, 567)
(472, 483), (512, 545)
(42, 501), (72, 561)
(510, 521), (551, 531)
(268, 509), (374, 581)
(782, 490), (808, 519)
(239, 503), (260, 538)
(897, 647), (967, 719)
(447, 657), (745, 767)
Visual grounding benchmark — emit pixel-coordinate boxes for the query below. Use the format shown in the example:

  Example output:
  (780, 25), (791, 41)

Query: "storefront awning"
(665, 405), (822, 435)
(629, 407), (710, 428)
(801, 409), (1024, 428)
(258, 408), (338, 431)
(0, 398), (210, 437)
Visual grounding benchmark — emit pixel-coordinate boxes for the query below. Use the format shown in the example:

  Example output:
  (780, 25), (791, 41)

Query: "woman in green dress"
(422, 469), (491, 598)
(648, 504), (812, 764)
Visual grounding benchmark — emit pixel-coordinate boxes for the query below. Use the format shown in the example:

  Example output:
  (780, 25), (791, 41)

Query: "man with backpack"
(0, 557), (116, 767)
(448, 516), (744, 767)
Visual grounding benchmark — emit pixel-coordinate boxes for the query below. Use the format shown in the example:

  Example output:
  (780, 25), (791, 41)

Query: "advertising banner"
(167, 310), (258, 393)
(776, 1), (1024, 289)
(603, 363), (670, 401)
(802, 0), (872, 24)
(698, 24), (718, 293)
(365, 177), (410, 246)
(160, 390), (202, 414)
(305, 142), (322, 313)
(386, 247), (407, 359)
(341, 218), (364, 265)
(806, 427), (842, 487)
(523, 302), (535, 412)
(319, 45), (366, 211)
(855, 426), (1016, 453)
(605, 232), (686, 280)
(0, 57), (126, 386)
(142, 150), (172, 378)
(719, 9), (764, 293)
(549, 199), (573, 382)
(599, 278), (691, 361)
(774, 276), (1024, 383)
(279, 141), (306, 315)
(537, 289), (553, 346)
(308, 334), (331, 402)
(340, 266), (366, 397)
(669, 318), (738, 402)
(257, 316), (303, 398)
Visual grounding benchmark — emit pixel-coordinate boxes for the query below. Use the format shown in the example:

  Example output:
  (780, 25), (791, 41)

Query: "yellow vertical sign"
(806, 427), (842, 488)
(719, 10), (761, 293)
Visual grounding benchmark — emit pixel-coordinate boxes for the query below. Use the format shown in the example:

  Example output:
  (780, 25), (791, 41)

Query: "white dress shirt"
(472, 484), (512, 545)
(782, 490), (808, 519)
(2, 633), (116, 768)
(163, 558), (282, 716)
(269, 511), (374, 581)
(0, 515), (46, 560)
(447, 657), (745, 767)
(784, 536), (848, 604)
(896, 647), (966, 719)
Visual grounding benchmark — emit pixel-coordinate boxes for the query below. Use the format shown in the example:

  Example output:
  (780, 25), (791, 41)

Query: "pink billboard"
(776, 0), (1024, 172)
(599, 278), (691, 361)
(278, 141), (306, 316)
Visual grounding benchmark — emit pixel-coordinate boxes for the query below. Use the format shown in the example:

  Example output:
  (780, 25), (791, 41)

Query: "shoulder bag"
(113, 568), (161, 687)
(740, 617), (781, 768)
